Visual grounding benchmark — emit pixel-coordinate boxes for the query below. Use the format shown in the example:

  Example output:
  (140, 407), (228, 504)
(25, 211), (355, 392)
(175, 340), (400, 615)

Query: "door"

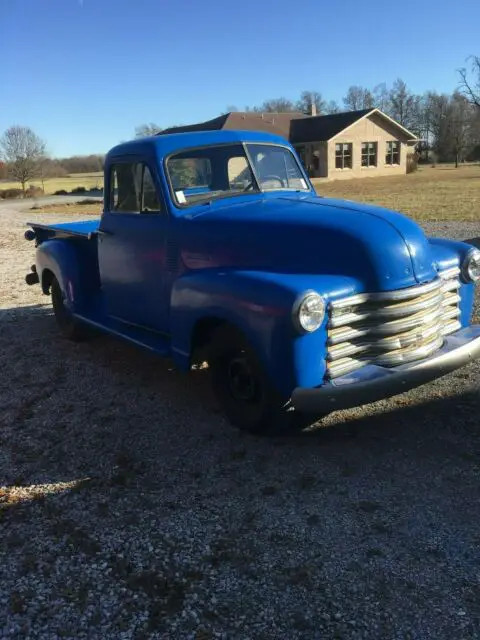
(98, 159), (170, 334)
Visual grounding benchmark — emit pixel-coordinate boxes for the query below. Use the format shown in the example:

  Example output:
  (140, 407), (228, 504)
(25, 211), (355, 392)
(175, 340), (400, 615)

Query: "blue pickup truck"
(25, 130), (480, 434)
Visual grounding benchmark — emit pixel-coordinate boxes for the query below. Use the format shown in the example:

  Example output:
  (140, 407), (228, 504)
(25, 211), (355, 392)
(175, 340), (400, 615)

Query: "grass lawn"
(313, 164), (480, 221)
(30, 200), (102, 215)
(1, 172), (103, 195)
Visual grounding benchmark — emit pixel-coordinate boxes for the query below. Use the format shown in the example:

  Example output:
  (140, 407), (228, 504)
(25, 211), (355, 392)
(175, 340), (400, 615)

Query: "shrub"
(0, 190), (5, 199)
(2, 188), (24, 199)
(26, 185), (44, 198)
(54, 189), (68, 195)
(72, 186), (87, 194)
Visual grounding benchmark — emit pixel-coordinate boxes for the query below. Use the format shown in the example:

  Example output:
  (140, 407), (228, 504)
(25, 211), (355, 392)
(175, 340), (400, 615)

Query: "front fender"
(36, 240), (84, 310)
(170, 270), (359, 398)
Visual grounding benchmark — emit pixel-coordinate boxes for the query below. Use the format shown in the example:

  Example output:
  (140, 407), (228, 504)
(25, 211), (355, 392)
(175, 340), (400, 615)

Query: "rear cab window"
(110, 162), (162, 213)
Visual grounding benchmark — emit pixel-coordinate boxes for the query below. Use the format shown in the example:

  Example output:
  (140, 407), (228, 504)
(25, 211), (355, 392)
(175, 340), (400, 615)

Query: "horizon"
(1, 0), (479, 157)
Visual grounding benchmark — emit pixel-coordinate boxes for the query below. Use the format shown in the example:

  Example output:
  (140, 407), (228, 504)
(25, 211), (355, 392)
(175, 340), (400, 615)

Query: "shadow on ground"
(1, 304), (478, 491)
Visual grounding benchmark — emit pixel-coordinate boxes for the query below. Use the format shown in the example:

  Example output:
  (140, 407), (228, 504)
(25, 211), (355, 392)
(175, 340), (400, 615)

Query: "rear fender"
(36, 240), (84, 310)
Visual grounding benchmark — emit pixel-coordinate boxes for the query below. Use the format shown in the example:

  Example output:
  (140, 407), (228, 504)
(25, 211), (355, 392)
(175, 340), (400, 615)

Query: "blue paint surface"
(27, 131), (479, 401)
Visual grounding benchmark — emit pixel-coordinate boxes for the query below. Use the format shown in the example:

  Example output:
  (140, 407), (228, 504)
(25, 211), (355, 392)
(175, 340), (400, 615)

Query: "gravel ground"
(1, 205), (479, 640)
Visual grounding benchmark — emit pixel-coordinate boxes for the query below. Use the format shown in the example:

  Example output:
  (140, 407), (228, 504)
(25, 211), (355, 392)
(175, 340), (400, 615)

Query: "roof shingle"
(289, 109), (374, 143)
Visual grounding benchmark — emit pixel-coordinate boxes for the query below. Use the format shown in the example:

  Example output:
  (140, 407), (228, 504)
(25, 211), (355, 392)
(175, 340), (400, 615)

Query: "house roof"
(159, 108), (419, 145)
(289, 109), (374, 143)
(290, 108), (419, 143)
(160, 111), (306, 138)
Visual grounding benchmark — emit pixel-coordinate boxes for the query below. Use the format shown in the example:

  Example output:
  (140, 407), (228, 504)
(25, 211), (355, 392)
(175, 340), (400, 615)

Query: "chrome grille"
(326, 267), (461, 379)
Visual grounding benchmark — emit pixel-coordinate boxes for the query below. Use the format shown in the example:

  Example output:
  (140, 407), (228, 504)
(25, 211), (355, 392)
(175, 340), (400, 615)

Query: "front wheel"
(208, 325), (319, 435)
(51, 277), (88, 342)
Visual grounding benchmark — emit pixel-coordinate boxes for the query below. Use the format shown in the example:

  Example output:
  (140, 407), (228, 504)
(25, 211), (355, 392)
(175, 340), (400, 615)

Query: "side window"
(111, 163), (141, 212)
(142, 165), (161, 212)
(110, 163), (162, 213)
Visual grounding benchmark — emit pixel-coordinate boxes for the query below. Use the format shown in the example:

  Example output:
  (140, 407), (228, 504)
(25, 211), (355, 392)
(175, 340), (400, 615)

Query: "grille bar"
(326, 269), (461, 380)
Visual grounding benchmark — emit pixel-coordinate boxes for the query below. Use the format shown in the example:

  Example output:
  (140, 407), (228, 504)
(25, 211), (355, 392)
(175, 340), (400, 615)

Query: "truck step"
(73, 312), (171, 357)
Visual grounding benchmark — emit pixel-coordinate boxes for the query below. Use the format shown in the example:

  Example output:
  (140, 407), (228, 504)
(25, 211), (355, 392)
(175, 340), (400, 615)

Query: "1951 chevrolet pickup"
(25, 130), (480, 434)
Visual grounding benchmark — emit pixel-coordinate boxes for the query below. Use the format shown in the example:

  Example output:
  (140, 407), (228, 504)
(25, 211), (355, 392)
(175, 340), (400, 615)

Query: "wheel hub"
(228, 357), (257, 402)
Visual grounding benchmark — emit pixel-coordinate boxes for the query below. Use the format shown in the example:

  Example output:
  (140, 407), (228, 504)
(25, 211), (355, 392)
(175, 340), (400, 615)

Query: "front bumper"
(292, 326), (480, 413)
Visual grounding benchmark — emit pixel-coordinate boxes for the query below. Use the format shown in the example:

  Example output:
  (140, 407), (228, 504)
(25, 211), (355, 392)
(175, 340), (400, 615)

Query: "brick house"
(161, 108), (419, 180)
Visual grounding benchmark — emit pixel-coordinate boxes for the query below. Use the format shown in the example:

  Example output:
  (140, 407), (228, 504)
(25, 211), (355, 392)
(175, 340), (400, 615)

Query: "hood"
(180, 195), (438, 293)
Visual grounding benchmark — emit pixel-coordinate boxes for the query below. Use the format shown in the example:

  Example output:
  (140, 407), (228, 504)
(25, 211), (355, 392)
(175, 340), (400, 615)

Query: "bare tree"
(373, 83), (390, 112)
(0, 126), (46, 194)
(296, 91), (326, 115)
(388, 79), (422, 132)
(325, 100), (341, 114)
(258, 98), (297, 113)
(459, 56), (480, 109)
(134, 123), (162, 138)
(450, 93), (472, 167)
(343, 86), (375, 111)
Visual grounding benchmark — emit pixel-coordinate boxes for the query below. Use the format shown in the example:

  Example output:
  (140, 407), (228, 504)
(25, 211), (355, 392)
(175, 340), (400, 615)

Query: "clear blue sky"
(1, 0), (478, 157)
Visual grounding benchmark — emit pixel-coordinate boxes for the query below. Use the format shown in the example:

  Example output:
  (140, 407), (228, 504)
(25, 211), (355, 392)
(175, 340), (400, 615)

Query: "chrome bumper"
(292, 326), (480, 414)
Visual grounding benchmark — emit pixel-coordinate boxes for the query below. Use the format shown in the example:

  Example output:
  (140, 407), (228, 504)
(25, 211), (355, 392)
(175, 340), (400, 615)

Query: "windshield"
(166, 142), (309, 207)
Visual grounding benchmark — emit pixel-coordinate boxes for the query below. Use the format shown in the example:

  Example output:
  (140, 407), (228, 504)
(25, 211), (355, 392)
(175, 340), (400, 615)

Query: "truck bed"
(28, 219), (100, 241)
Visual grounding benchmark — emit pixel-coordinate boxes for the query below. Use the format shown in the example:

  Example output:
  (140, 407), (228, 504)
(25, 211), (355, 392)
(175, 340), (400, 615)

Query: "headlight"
(462, 249), (480, 283)
(293, 291), (325, 333)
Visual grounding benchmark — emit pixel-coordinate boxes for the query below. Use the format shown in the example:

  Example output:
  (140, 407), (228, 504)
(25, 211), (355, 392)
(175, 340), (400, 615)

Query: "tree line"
(135, 56), (480, 166)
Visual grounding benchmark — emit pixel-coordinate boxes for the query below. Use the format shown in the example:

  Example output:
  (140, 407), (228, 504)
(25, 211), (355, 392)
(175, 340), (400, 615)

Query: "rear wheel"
(51, 277), (88, 341)
(208, 325), (319, 435)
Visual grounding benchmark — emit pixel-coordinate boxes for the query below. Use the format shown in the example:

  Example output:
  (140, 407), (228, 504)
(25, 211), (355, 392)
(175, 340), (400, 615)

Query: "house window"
(361, 142), (377, 167)
(386, 141), (400, 165)
(335, 143), (352, 169)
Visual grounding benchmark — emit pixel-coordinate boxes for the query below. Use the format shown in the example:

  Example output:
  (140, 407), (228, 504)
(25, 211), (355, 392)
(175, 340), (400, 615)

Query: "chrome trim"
(293, 327), (480, 414)
(292, 290), (325, 334)
(326, 271), (462, 380)
(441, 307), (461, 321)
(461, 248), (480, 284)
(328, 341), (370, 361)
(330, 268), (461, 310)
(374, 335), (444, 367)
(438, 266), (461, 281)
(441, 319), (462, 336)
(329, 276), (441, 308)
(326, 357), (369, 379)
(328, 326), (370, 346)
(373, 320), (442, 350)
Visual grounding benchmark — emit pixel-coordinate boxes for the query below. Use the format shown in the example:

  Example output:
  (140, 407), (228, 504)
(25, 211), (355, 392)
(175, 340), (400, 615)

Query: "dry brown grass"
(313, 164), (480, 221)
(0, 172), (103, 195)
(30, 200), (102, 215)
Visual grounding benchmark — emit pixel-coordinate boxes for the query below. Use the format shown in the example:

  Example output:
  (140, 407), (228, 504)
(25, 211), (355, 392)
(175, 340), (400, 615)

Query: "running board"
(73, 312), (171, 356)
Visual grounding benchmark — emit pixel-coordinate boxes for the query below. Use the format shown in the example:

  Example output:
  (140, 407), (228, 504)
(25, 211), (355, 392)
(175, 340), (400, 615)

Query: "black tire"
(208, 325), (318, 435)
(51, 277), (88, 342)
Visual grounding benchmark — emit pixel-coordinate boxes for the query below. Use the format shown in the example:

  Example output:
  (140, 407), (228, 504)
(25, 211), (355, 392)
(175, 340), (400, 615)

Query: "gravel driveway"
(1, 204), (479, 639)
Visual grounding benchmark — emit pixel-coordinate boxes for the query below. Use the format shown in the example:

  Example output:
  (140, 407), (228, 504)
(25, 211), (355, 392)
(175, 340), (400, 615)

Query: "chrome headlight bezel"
(461, 248), (480, 284)
(292, 291), (326, 333)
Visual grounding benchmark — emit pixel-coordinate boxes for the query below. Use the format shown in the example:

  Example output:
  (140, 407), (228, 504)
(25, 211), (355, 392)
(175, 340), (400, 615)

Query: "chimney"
(310, 102), (317, 117)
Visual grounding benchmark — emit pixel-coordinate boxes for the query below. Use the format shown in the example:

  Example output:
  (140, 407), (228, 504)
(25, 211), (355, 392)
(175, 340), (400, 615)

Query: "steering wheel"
(260, 174), (286, 188)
